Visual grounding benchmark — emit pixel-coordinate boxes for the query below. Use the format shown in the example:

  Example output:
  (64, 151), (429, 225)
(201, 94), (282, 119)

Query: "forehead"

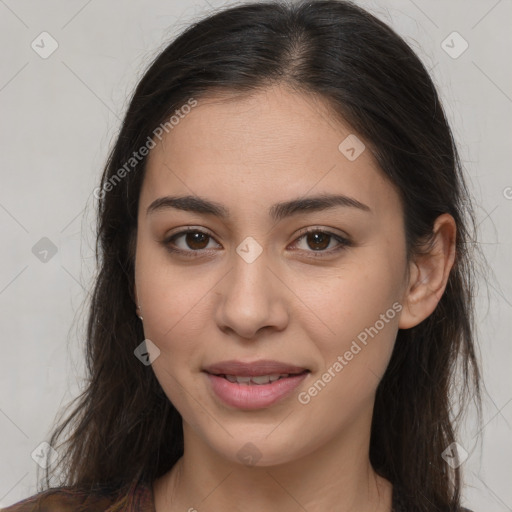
(150, 85), (351, 168)
(141, 84), (400, 217)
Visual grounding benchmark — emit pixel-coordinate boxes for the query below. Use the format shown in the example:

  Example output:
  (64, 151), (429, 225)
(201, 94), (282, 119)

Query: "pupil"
(307, 232), (329, 250)
(186, 232), (208, 249)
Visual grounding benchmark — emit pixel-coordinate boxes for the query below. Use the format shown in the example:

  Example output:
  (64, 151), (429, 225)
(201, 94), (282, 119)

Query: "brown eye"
(305, 231), (331, 251)
(291, 229), (351, 257)
(184, 231), (210, 250)
(163, 229), (221, 256)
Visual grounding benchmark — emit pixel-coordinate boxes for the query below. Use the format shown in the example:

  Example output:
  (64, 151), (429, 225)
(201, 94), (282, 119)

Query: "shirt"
(0, 479), (154, 512)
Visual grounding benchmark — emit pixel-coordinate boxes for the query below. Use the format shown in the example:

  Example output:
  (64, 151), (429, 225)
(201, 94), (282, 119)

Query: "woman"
(2, 0), (482, 510)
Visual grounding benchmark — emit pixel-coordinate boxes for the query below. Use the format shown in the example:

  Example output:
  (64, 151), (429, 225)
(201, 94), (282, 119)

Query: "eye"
(162, 227), (351, 258)
(289, 228), (351, 257)
(163, 228), (221, 257)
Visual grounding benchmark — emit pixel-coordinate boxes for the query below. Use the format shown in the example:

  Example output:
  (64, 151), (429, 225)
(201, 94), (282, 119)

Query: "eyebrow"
(147, 193), (371, 221)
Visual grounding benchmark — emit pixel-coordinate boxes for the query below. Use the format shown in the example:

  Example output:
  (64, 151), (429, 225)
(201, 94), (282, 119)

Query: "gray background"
(0, 0), (511, 510)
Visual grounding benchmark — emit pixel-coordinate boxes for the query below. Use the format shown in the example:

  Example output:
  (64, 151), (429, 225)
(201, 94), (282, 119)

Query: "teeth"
(252, 375), (271, 385)
(224, 374), (289, 385)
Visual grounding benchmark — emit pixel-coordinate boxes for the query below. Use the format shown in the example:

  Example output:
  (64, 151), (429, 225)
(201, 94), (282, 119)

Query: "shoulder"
(0, 487), (115, 512)
(0, 480), (155, 512)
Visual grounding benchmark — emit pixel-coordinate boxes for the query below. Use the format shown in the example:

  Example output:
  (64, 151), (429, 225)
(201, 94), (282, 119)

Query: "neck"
(153, 415), (393, 512)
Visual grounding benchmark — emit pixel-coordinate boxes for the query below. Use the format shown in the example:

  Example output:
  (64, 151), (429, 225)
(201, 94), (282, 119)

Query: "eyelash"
(162, 227), (352, 259)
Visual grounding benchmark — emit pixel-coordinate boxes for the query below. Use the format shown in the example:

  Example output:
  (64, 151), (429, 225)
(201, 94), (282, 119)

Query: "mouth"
(206, 371), (309, 385)
(202, 360), (310, 409)
(202, 359), (310, 377)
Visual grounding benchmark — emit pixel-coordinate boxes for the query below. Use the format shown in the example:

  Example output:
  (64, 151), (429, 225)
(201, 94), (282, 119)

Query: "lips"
(202, 360), (310, 409)
(202, 359), (309, 377)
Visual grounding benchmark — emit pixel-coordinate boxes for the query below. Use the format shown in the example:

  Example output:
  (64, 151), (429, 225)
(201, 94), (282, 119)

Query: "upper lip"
(203, 359), (309, 377)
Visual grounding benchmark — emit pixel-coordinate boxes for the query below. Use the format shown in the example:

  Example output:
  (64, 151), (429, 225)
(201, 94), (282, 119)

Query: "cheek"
(134, 246), (220, 413)
(291, 251), (404, 343)
(135, 239), (217, 341)
(135, 252), (215, 416)
(288, 252), (403, 400)
(292, 271), (401, 441)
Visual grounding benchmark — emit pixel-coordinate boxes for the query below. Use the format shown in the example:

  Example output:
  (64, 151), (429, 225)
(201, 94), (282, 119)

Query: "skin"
(134, 83), (456, 512)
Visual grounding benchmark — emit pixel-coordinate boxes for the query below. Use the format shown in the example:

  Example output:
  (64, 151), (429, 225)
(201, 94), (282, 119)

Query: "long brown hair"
(43, 1), (482, 510)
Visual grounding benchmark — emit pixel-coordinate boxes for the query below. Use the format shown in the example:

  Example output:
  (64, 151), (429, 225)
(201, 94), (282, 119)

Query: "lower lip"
(204, 372), (309, 410)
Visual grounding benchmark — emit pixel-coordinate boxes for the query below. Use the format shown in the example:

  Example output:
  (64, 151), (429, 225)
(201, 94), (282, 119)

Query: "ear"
(398, 213), (456, 329)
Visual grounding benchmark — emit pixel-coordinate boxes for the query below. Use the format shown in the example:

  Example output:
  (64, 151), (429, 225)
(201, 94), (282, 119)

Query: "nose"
(214, 250), (290, 340)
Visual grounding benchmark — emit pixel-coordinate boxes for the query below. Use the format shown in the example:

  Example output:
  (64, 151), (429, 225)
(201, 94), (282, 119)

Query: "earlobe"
(398, 213), (456, 330)
(134, 284), (144, 321)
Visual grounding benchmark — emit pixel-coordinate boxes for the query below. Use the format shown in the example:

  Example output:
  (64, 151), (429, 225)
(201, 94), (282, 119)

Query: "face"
(134, 84), (411, 467)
